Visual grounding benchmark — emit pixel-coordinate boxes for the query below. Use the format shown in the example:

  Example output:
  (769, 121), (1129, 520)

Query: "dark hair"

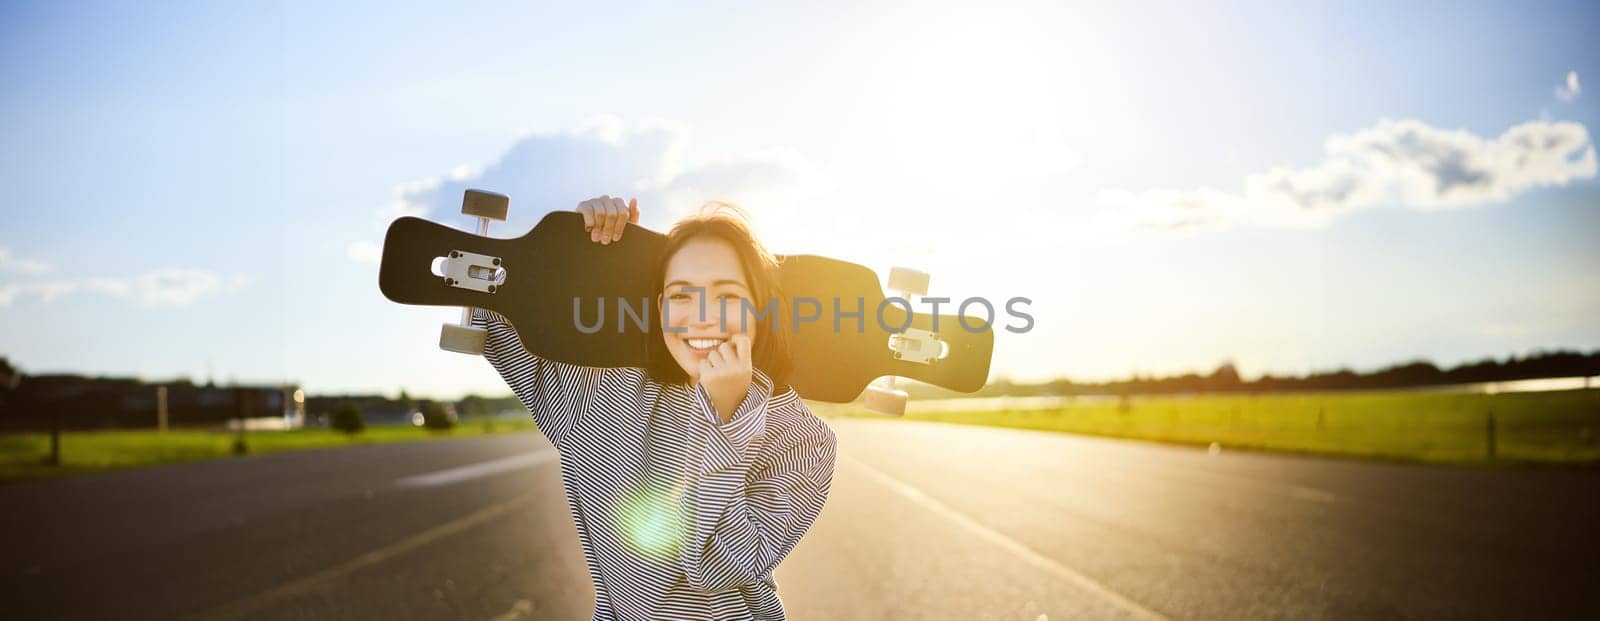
(645, 202), (793, 391)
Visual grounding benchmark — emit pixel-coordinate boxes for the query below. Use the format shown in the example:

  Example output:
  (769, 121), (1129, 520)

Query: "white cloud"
(0, 269), (251, 307)
(354, 117), (825, 260)
(651, 146), (829, 229)
(0, 281), (79, 306)
(84, 277), (131, 297)
(388, 117), (691, 229)
(224, 273), (255, 291)
(1100, 118), (1598, 231)
(131, 269), (223, 306)
(447, 163), (482, 182)
(0, 247), (50, 274)
(1555, 70), (1581, 102)
(29, 281), (79, 303)
(387, 178), (437, 220)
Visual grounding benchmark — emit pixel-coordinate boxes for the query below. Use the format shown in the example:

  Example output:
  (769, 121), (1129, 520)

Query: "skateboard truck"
(438, 190), (510, 355)
(863, 266), (938, 416)
(441, 249), (504, 293)
(889, 328), (946, 364)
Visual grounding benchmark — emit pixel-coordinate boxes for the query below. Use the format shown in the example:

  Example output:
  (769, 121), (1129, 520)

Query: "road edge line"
(193, 489), (540, 620)
(845, 456), (1170, 621)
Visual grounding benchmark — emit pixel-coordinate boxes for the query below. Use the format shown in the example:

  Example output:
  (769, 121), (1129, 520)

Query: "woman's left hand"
(698, 333), (753, 423)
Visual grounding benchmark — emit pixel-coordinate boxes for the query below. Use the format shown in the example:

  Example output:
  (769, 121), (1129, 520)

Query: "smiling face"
(660, 235), (756, 382)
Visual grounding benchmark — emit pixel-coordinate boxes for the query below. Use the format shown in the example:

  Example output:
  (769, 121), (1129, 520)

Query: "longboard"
(378, 191), (993, 407)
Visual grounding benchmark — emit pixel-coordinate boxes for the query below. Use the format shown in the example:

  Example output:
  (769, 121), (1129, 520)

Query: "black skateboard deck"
(379, 211), (993, 403)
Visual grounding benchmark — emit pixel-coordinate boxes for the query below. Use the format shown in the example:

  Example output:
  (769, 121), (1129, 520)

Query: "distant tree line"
(0, 361), (295, 432)
(455, 394), (524, 417)
(908, 348), (1600, 399)
(0, 357), (531, 432)
(5, 348), (1597, 427)
(304, 393), (519, 428)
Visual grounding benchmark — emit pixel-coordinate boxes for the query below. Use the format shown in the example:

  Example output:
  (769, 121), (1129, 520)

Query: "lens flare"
(618, 483), (683, 560)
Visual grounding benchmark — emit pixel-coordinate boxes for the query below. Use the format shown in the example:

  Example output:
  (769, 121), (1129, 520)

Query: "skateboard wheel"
(461, 190), (509, 221)
(887, 267), (929, 296)
(439, 323), (488, 355)
(863, 384), (908, 416)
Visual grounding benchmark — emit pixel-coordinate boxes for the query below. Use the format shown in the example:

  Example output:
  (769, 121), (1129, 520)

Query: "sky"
(1, 0), (1597, 399)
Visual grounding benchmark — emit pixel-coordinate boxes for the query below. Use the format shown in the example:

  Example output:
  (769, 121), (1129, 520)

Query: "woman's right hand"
(576, 195), (639, 245)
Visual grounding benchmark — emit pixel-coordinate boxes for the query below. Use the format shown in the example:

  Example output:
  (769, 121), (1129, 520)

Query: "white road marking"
(195, 490), (540, 620)
(394, 450), (558, 488)
(846, 456), (1171, 621)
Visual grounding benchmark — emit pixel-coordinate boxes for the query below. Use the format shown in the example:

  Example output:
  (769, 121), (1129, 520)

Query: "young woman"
(471, 195), (837, 620)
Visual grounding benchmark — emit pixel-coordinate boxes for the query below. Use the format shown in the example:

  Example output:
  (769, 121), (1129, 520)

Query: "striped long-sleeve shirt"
(474, 309), (837, 620)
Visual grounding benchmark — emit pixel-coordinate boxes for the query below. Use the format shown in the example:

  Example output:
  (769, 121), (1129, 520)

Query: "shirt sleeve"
(675, 374), (838, 592)
(473, 308), (605, 451)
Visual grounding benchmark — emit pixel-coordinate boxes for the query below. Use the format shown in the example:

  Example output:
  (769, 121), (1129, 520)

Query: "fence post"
(231, 386), (249, 455)
(1486, 409), (1496, 461)
(46, 409), (61, 466)
(156, 385), (168, 432)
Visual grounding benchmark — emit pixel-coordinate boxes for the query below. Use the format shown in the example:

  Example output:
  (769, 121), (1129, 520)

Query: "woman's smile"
(684, 336), (729, 354)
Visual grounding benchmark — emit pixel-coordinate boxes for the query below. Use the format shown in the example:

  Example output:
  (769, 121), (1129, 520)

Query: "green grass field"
(7, 389), (1596, 481)
(0, 418), (540, 481)
(820, 389), (1600, 465)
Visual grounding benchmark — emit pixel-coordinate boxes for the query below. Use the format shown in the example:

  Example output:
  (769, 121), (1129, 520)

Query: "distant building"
(303, 395), (444, 427)
(0, 375), (305, 431)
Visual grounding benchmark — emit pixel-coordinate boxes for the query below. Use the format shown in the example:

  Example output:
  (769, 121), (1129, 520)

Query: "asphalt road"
(2, 418), (1596, 620)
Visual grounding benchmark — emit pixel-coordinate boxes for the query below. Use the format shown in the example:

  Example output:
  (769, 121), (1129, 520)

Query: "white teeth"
(686, 338), (726, 350)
